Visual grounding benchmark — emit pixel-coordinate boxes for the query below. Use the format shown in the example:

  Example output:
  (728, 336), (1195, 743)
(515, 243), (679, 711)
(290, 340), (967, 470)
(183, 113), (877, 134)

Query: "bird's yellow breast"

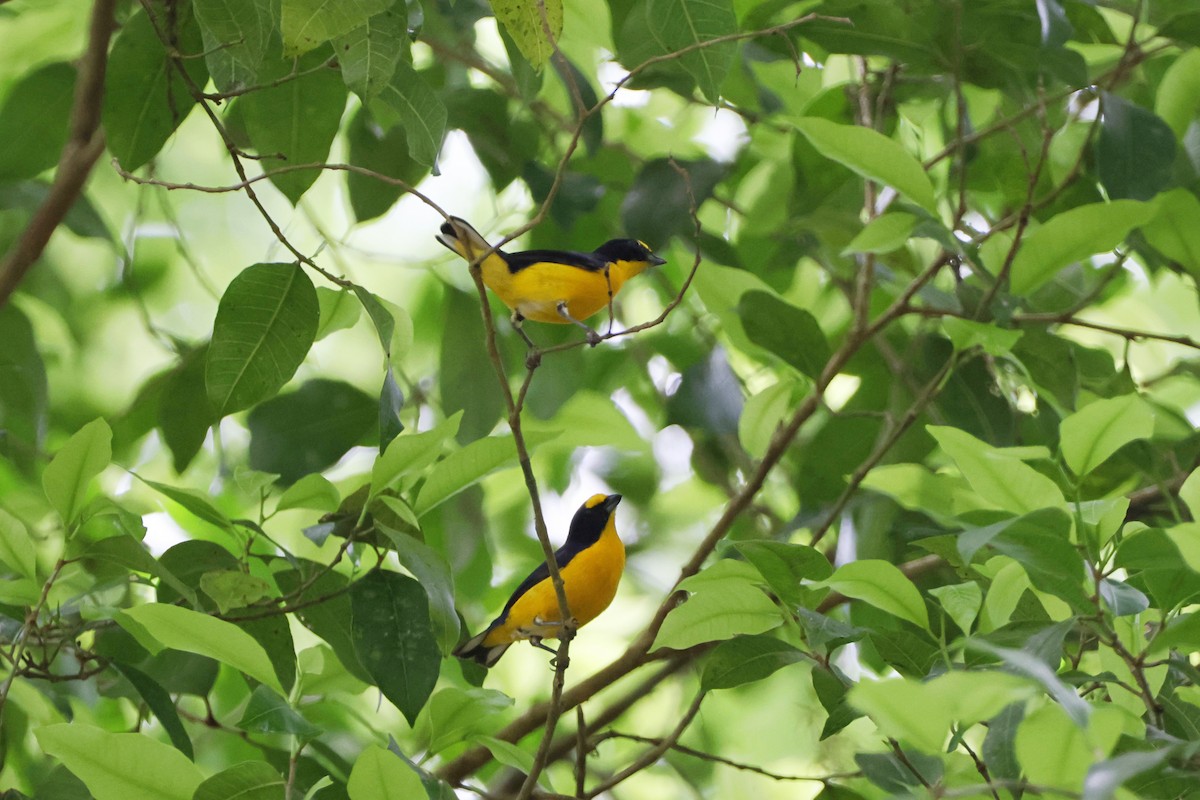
(481, 258), (648, 324)
(483, 523), (625, 646)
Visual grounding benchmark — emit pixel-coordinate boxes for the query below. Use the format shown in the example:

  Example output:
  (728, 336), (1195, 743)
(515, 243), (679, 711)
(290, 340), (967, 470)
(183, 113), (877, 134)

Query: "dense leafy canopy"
(2, 0), (1200, 798)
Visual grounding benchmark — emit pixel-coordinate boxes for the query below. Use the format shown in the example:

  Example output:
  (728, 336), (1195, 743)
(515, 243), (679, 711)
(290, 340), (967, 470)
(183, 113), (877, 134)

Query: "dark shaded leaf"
(620, 158), (724, 249)
(667, 347), (743, 435)
(0, 304), (47, 472)
(158, 346), (215, 473)
(370, 61), (446, 168)
(701, 634), (805, 691)
(439, 288), (503, 444)
(233, 609), (297, 695)
(379, 367), (406, 452)
(237, 685), (321, 740)
(334, 9), (407, 100)
(346, 106), (428, 223)
(1098, 93), (1176, 201)
(0, 62), (75, 181)
(738, 290), (832, 380)
(112, 662), (194, 759)
(193, 0), (273, 93)
(276, 565), (371, 682)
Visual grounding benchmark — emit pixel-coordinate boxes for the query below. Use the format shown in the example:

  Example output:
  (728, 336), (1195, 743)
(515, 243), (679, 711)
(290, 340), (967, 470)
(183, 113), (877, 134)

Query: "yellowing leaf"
(489, 0), (563, 68)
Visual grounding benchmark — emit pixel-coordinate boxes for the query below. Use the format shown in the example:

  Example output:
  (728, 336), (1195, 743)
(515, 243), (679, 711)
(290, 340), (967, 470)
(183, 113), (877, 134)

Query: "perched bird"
(454, 494), (625, 667)
(436, 217), (666, 345)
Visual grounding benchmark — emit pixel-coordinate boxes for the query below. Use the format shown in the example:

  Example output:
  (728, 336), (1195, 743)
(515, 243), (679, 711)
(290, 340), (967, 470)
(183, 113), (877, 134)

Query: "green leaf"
(276, 473), (340, 513)
(280, 0), (393, 55)
(193, 0), (273, 93)
(414, 431), (557, 516)
(275, 566), (371, 682)
(1180, 466), (1200, 520)
(943, 318), (1023, 356)
(370, 61), (446, 168)
(928, 581), (982, 634)
(1083, 749), (1176, 800)
(236, 685), (321, 740)
(1142, 188), (1200, 282)
(700, 634), (806, 691)
(377, 525), (460, 654)
(1008, 200), (1155, 295)
(159, 346), (216, 473)
(350, 570), (441, 725)
(1148, 610), (1200, 655)
(1059, 394), (1155, 476)
(193, 761), (285, 800)
(240, 51), (347, 203)
(738, 291), (831, 380)
(334, 10), (406, 100)
(248, 379), (377, 484)
(0, 304), (48, 472)
(1155, 48), (1200, 138)
(346, 106), (428, 223)
(792, 117), (937, 213)
(315, 287), (362, 340)
(489, 0), (563, 68)
(646, 0), (736, 103)
(346, 744), (425, 800)
(820, 560), (930, 631)
(371, 412), (462, 498)
(140, 478), (234, 530)
(928, 425), (1064, 513)
(1097, 92), (1175, 201)
(738, 379), (796, 459)
(102, 5), (208, 171)
(472, 735), (536, 775)
(112, 663), (194, 759)
(620, 158), (725, 249)
(198, 570), (272, 614)
(34, 724), (203, 800)
(841, 212), (919, 256)
(118, 604), (286, 695)
(1014, 704), (1091, 789)
(0, 61), (75, 181)
(206, 264), (320, 417)
(423, 687), (513, 755)
(0, 507), (36, 579)
(42, 417), (111, 525)
(730, 540), (831, 605)
(861, 463), (991, 521)
(969, 640), (1091, 727)
(352, 285), (397, 355)
(653, 571), (782, 651)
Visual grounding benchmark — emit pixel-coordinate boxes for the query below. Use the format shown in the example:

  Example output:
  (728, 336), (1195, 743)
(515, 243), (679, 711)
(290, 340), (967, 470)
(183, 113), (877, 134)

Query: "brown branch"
(0, 0), (116, 306)
(582, 692), (705, 797)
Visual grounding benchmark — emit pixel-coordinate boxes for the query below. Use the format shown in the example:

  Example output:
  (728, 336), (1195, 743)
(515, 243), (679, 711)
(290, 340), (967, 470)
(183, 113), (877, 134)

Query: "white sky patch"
(653, 424), (695, 490)
(141, 511), (191, 556)
(824, 373), (861, 412)
(692, 108), (748, 163)
(598, 58), (651, 107)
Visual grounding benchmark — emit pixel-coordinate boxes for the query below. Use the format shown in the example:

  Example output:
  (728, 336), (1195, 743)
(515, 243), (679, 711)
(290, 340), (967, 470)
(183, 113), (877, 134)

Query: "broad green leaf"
(118, 604), (285, 695)
(206, 264), (319, 417)
(141, 478), (233, 530)
(103, 6), (208, 171)
(1015, 704), (1091, 790)
(346, 745), (425, 800)
(414, 431), (557, 516)
(370, 61), (447, 168)
(819, 560), (930, 631)
(159, 346), (216, 473)
(652, 573), (782, 651)
(280, 0), (393, 55)
(198, 570), (272, 614)
(350, 570), (440, 724)
(34, 724), (203, 800)
(0, 61), (75, 181)
(315, 287), (362, 341)
(1084, 749), (1176, 800)
(861, 463), (992, 520)
(738, 379), (796, 458)
(1008, 200), (1155, 294)
(240, 52), (347, 203)
(0, 507), (36, 579)
(700, 634), (806, 691)
(970, 640), (1091, 726)
(928, 581), (982, 634)
(472, 735), (537, 776)
(335, 10), (406, 100)
(1098, 92), (1176, 201)
(236, 685), (321, 740)
(248, 379), (377, 484)
(646, 0), (736, 103)
(929, 425), (1064, 513)
(42, 417), (111, 525)
(1060, 394), (1155, 476)
(371, 413), (462, 498)
(352, 285), (397, 355)
(377, 525), (460, 653)
(276, 473), (340, 513)
(841, 212), (919, 256)
(346, 106), (429, 223)
(943, 318), (1023, 356)
(1180, 466), (1200, 519)
(0, 304), (48, 472)
(489, 0), (564, 68)
(620, 158), (724, 248)
(112, 663), (193, 759)
(276, 566), (371, 682)
(1143, 188), (1200, 282)
(193, 761), (285, 800)
(731, 540), (831, 604)
(1149, 612), (1200, 654)
(522, 391), (646, 452)
(1155, 48), (1200, 137)
(234, 611), (298, 696)
(423, 687), (513, 755)
(738, 291), (831, 380)
(792, 117), (937, 213)
(193, 0), (272, 93)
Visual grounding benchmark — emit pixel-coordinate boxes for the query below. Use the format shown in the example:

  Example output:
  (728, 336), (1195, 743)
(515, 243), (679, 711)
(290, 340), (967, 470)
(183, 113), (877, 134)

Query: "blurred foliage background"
(2, 0), (1200, 798)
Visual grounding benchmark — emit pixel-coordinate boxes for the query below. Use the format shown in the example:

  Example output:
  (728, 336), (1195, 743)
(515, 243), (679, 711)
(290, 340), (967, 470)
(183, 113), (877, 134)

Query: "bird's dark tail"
(453, 628), (511, 668)
(435, 216), (494, 263)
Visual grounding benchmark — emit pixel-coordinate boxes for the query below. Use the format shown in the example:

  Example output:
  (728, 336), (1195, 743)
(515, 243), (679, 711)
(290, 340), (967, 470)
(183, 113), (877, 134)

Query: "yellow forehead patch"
(584, 493), (609, 508)
(637, 240), (651, 252)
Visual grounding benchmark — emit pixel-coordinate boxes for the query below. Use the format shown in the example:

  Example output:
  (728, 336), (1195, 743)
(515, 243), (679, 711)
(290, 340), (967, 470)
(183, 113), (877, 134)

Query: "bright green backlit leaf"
(653, 572), (782, 651)
(646, 0), (736, 103)
(198, 569), (272, 614)
(1143, 188), (1200, 283)
(929, 581), (982, 634)
(414, 431), (557, 516)
(929, 425), (1064, 513)
(371, 413), (462, 498)
(819, 560), (930, 631)
(0, 507), (36, 579)
(1059, 394), (1155, 476)
(370, 61), (447, 168)
(738, 379), (796, 459)
(346, 745), (424, 800)
(194, 761), (285, 800)
(489, 0), (563, 68)
(335, 9), (406, 100)
(276, 473), (341, 513)
(943, 318), (1023, 356)
(281, 0), (393, 55)
(35, 724), (203, 800)
(1015, 704), (1091, 790)
(842, 212), (919, 256)
(423, 687), (513, 755)
(42, 417), (111, 525)
(1155, 48), (1200, 138)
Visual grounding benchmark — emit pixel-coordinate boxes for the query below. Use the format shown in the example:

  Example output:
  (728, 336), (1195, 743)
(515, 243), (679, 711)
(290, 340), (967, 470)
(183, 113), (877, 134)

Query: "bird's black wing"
(492, 538), (591, 624)
(503, 249), (609, 274)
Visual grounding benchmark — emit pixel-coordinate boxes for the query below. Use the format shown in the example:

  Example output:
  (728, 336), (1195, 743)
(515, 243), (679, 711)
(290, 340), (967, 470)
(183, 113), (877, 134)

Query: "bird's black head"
(593, 239), (667, 266)
(566, 493), (622, 547)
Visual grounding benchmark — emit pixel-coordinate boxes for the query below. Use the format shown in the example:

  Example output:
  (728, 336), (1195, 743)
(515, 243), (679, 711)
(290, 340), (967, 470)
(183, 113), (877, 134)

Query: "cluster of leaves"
(2, 0), (1200, 798)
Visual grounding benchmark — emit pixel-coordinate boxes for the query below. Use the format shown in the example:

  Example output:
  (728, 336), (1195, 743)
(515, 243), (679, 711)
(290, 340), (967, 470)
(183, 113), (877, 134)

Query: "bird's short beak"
(649, 254), (667, 266)
(602, 494), (623, 512)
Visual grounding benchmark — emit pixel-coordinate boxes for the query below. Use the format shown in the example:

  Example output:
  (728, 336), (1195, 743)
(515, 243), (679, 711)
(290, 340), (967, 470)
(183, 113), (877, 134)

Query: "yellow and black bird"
(454, 494), (625, 667)
(436, 217), (666, 345)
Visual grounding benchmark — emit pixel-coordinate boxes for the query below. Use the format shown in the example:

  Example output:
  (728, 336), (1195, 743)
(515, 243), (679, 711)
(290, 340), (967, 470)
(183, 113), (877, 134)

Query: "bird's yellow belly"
(483, 261), (616, 324)
(486, 529), (625, 646)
